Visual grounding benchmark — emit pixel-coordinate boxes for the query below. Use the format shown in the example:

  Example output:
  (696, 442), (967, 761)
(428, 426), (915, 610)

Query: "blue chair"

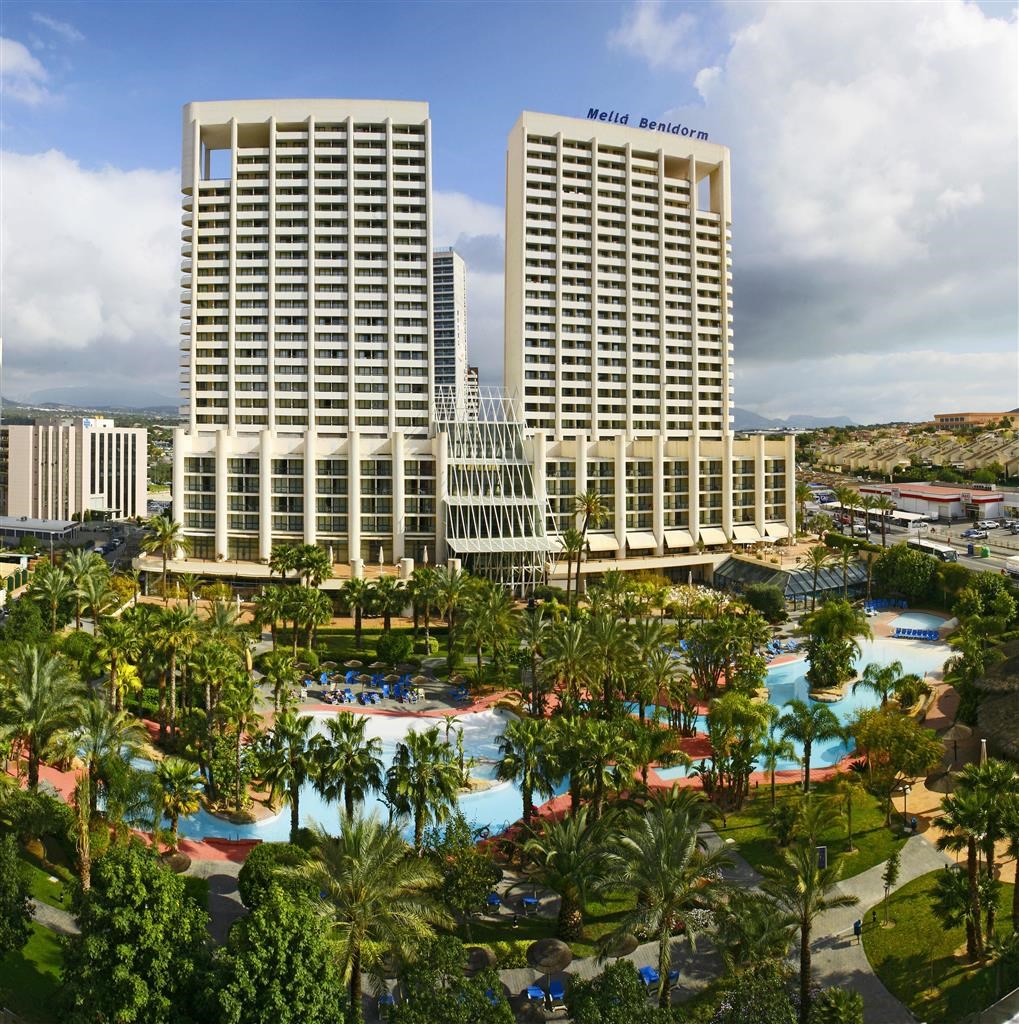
(377, 993), (395, 1019)
(525, 985), (544, 1005)
(486, 892), (502, 909)
(382, 684), (390, 699)
(549, 978), (567, 1009)
(638, 965), (661, 991)
(343, 687), (354, 704)
(522, 895), (539, 914)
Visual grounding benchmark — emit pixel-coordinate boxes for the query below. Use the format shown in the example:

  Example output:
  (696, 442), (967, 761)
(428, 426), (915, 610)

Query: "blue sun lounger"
(549, 979), (567, 1009)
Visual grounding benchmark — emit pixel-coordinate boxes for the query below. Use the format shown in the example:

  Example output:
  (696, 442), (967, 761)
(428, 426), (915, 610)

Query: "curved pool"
(890, 611), (948, 631)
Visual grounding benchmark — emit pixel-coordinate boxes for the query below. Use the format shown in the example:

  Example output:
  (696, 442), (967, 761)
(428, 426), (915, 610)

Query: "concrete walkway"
(186, 857), (245, 943)
(29, 898), (78, 936)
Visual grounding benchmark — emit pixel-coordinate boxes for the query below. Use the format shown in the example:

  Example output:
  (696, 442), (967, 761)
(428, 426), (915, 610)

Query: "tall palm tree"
(268, 543), (299, 582)
(795, 482), (813, 533)
(0, 645), (85, 788)
(64, 548), (108, 629)
(260, 649), (298, 713)
(386, 726), (460, 853)
(77, 572), (117, 627)
(218, 674), (259, 812)
(933, 789), (988, 960)
(140, 515), (192, 603)
(833, 771), (863, 853)
(298, 817), (451, 1014)
(312, 712), (385, 819)
(521, 805), (607, 939)
(573, 489), (607, 601)
(370, 574), (406, 634)
(95, 616), (141, 710)
(586, 610), (633, 712)
(777, 699), (843, 793)
(626, 718), (691, 788)
(407, 566), (440, 648)
(190, 642), (245, 799)
(495, 716), (557, 824)
(435, 565), (471, 672)
(75, 699), (147, 814)
(758, 728), (798, 807)
(761, 823), (859, 1024)
(853, 660), (906, 707)
(604, 794), (730, 1009)
(832, 485), (859, 536)
(155, 604), (199, 739)
(572, 716), (634, 820)
(836, 547), (855, 599)
(256, 711), (317, 843)
(543, 619), (592, 708)
(293, 586), (333, 649)
(798, 545), (834, 613)
(517, 606), (550, 713)
(873, 495), (896, 547)
(858, 494), (877, 538)
(155, 756), (203, 848)
(31, 564), (74, 633)
(252, 586), (289, 650)
(294, 544), (333, 587)
(560, 526), (584, 609)
(338, 577), (370, 650)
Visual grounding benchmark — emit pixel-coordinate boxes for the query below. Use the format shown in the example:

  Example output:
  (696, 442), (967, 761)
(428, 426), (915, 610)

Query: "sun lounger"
(521, 895), (539, 914)
(381, 684), (390, 699)
(638, 965), (660, 991)
(549, 979), (567, 1009)
(343, 687), (354, 703)
(525, 985), (544, 1005)
(486, 891), (502, 910)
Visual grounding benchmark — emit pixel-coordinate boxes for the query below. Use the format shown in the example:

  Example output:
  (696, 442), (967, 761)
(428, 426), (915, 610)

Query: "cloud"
(0, 150), (180, 399)
(0, 37), (51, 104)
(612, 0), (1018, 419)
(433, 191), (505, 384)
(609, 1), (704, 71)
(30, 13), (84, 43)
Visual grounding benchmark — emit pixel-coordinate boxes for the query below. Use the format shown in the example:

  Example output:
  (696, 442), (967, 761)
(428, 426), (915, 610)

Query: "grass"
(182, 873), (210, 911)
(0, 922), (63, 1023)
(716, 776), (907, 879)
(17, 842), (76, 911)
(863, 870), (1019, 1024)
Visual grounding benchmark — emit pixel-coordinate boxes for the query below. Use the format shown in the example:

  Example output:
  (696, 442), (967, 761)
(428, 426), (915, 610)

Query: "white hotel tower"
(167, 99), (793, 591)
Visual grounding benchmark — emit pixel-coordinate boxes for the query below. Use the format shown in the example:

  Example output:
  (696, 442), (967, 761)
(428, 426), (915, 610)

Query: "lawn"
(716, 777), (907, 879)
(279, 625), (451, 666)
(18, 842), (76, 911)
(0, 922), (63, 1024)
(863, 870), (1019, 1024)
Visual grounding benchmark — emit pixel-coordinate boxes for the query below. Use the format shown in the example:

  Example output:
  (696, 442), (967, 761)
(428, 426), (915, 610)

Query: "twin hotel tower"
(173, 99), (794, 592)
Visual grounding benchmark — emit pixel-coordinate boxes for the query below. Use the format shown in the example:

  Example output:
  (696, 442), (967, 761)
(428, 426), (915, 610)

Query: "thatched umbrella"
(465, 946), (496, 975)
(602, 932), (639, 959)
(396, 662), (417, 673)
(370, 661), (388, 671)
(344, 659), (363, 670)
(384, 673), (400, 683)
(526, 937), (573, 977)
(412, 674), (430, 686)
(321, 661), (337, 670)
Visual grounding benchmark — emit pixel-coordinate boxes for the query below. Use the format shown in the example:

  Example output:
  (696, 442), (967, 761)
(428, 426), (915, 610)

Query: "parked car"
(976, 520), (1000, 529)
(962, 528), (989, 539)
(852, 524), (869, 537)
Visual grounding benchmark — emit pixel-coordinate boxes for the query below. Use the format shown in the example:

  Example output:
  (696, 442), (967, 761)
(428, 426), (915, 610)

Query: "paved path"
(811, 834), (952, 1024)
(29, 898), (78, 936)
(186, 857), (245, 944)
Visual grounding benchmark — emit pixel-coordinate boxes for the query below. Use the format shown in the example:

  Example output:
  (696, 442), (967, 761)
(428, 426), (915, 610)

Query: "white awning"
(765, 523), (791, 539)
(626, 532), (657, 551)
(446, 536), (558, 554)
(664, 529), (694, 550)
(585, 533), (619, 553)
(732, 525), (763, 544)
(698, 527), (728, 546)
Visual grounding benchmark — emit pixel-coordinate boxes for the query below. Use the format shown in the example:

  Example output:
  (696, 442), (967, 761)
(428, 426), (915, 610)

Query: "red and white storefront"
(859, 483), (1006, 521)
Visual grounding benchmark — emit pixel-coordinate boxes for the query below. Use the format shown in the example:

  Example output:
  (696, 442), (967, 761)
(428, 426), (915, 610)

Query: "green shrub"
(294, 647), (319, 673)
(415, 636), (439, 655)
(742, 583), (787, 623)
(824, 532), (881, 555)
(236, 842), (312, 909)
(376, 632), (414, 664)
(488, 940), (527, 969)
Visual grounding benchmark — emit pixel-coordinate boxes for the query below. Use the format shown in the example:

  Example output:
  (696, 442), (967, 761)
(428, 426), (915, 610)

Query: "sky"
(1, 0), (1017, 422)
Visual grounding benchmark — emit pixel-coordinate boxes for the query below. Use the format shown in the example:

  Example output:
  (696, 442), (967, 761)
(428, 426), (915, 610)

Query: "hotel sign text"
(586, 108), (709, 141)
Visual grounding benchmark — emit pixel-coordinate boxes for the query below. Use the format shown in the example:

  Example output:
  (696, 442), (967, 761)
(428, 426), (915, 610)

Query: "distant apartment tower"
(0, 418), (147, 521)
(432, 247), (467, 402)
(174, 99), (439, 564)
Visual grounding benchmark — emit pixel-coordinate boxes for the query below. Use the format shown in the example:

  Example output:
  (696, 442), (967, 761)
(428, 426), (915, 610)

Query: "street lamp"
(902, 784), (911, 828)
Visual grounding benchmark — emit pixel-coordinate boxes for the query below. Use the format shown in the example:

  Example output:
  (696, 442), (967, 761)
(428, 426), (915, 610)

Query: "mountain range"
(733, 407), (857, 430)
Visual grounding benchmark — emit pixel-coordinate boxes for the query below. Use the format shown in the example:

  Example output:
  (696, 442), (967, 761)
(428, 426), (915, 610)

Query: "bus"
(906, 538), (958, 562)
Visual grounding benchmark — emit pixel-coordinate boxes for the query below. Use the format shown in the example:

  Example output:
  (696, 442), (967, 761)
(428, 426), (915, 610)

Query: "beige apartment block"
(0, 419), (147, 521)
(432, 247), (468, 406)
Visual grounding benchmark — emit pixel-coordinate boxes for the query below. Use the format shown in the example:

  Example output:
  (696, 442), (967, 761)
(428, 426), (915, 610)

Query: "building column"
(391, 430), (405, 561)
(348, 429), (361, 563)
(722, 432), (734, 539)
(259, 429), (272, 561)
(754, 433), (767, 534)
(614, 432), (627, 559)
(215, 428), (228, 560)
(785, 434), (798, 533)
(304, 430), (316, 547)
(435, 430), (448, 561)
(533, 430), (547, 534)
(653, 433), (665, 556)
(574, 433), (588, 529)
(689, 437), (701, 545)
(172, 427), (185, 528)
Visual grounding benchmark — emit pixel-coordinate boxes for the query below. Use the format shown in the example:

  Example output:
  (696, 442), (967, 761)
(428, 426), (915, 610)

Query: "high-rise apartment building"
(432, 247), (467, 404)
(0, 418), (147, 521)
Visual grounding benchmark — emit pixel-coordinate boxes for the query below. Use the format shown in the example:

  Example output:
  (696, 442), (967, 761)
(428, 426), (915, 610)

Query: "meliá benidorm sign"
(586, 107), (709, 141)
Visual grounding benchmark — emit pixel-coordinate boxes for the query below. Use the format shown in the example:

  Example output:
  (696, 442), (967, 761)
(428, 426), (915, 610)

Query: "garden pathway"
(29, 898), (77, 936)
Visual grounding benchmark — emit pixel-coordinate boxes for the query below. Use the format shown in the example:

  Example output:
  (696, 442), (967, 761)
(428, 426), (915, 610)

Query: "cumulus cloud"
(30, 13), (84, 44)
(610, 1), (704, 71)
(614, 0), (1018, 418)
(0, 37), (51, 104)
(0, 150), (180, 398)
(433, 191), (505, 384)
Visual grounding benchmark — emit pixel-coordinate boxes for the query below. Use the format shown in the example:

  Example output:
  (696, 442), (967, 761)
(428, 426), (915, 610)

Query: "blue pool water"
(654, 635), (949, 781)
(171, 636), (949, 842)
(890, 611), (948, 631)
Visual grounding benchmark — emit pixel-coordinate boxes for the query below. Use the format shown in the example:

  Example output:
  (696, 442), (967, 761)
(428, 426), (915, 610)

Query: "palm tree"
(832, 485), (858, 536)
(386, 726), (460, 852)
(268, 543), (299, 582)
(75, 699), (147, 814)
(0, 645), (85, 788)
(522, 805), (607, 939)
(858, 494), (877, 538)
(853, 660), (906, 707)
(77, 572), (117, 627)
(586, 610), (633, 712)
(95, 617), (141, 710)
(140, 515), (191, 603)
(312, 712), (385, 819)
(933, 789), (988, 960)
(873, 495), (896, 547)
(298, 817), (451, 1014)
(173, 572), (202, 605)
(777, 699), (843, 793)
(495, 716), (557, 824)
(338, 577), (370, 650)
(573, 489), (607, 601)
(155, 604), (199, 739)
(517, 606), (550, 713)
(572, 716), (634, 820)
(293, 586), (333, 649)
(218, 674), (259, 812)
(252, 586), (289, 650)
(435, 565), (471, 671)
(712, 889), (795, 972)
(72, 771), (92, 892)
(155, 756), (203, 848)
(836, 547), (855, 599)
(604, 794), (730, 1009)
(256, 711), (316, 843)
(294, 544), (333, 587)
(560, 526), (584, 608)
(64, 549), (108, 629)
(31, 564), (74, 633)
(833, 771), (863, 853)
(543, 619), (592, 708)
(409, 566), (440, 649)
(627, 719), (690, 788)
(260, 649), (298, 712)
(761, 823), (859, 1024)
(799, 544), (835, 613)
(795, 482), (813, 534)
(759, 728), (798, 807)
(370, 574), (406, 634)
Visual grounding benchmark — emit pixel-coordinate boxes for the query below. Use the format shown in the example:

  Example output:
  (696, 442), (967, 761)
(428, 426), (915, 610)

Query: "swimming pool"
(890, 611), (948, 631)
(653, 635), (949, 781)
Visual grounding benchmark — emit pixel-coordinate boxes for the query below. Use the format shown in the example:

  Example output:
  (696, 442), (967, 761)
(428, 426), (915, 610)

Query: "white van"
(976, 520), (1000, 530)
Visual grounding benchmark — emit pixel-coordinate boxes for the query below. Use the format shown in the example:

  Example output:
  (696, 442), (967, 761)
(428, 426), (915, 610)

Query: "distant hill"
(734, 407), (856, 430)
(26, 386), (178, 412)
